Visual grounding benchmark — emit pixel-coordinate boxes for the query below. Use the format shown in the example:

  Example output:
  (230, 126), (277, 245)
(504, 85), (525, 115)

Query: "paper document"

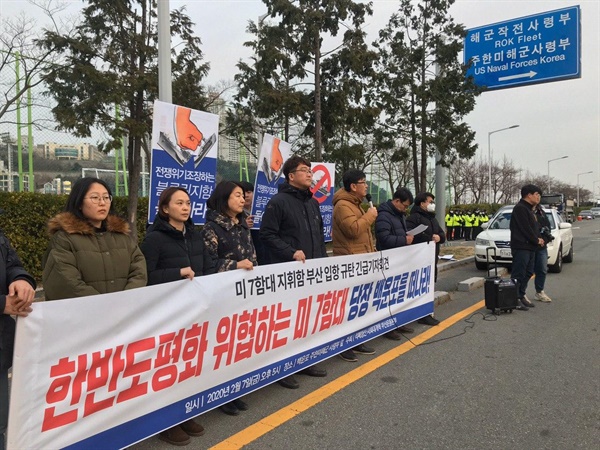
(439, 254), (456, 260)
(407, 224), (428, 236)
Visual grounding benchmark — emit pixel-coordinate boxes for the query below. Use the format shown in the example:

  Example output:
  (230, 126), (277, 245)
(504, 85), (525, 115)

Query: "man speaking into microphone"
(332, 169), (378, 362)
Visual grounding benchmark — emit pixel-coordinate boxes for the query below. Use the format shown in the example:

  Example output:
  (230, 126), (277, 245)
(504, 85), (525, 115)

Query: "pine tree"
(373, 0), (481, 192)
(39, 0), (209, 236)
(229, 0), (373, 162)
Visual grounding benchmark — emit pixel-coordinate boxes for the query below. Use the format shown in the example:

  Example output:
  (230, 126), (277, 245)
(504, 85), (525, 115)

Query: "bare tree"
(376, 141), (413, 193)
(448, 160), (469, 205)
(0, 0), (71, 122)
(468, 159), (488, 204)
(496, 157), (521, 204)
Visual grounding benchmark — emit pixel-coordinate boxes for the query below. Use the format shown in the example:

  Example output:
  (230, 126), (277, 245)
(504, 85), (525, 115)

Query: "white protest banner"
(250, 134), (292, 229)
(148, 100), (219, 224)
(8, 244), (435, 449)
(310, 162), (335, 242)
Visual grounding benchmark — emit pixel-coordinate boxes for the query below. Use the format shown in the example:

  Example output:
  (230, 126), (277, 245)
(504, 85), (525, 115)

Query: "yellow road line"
(210, 300), (486, 450)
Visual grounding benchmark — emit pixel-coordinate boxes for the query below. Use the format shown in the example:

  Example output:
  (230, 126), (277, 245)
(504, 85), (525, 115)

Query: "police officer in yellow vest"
(445, 210), (454, 241)
(472, 210), (481, 240)
(464, 210), (475, 241)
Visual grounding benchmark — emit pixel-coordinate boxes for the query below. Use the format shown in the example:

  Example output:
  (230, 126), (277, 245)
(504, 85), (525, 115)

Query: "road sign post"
(464, 6), (581, 90)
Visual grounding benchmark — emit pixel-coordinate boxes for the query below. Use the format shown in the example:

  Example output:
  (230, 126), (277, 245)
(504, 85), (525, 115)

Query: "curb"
(434, 290), (451, 306)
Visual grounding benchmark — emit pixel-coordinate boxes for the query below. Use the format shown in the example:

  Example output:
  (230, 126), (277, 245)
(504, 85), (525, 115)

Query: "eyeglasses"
(292, 168), (313, 174)
(86, 195), (113, 204)
(355, 181), (368, 185)
(402, 201), (411, 207)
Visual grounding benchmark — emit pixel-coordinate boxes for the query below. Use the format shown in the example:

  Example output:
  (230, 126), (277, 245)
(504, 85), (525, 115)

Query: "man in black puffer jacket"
(259, 155), (328, 389)
(260, 156), (327, 265)
(375, 187), (416, 339)
(510, 184), (545, 310)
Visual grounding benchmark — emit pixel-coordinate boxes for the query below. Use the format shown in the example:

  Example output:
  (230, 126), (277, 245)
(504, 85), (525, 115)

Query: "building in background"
(43, 142), (99, 160)
(206, 94), (258, 165)
(42, 177), (71, 195)
(0, 160), (32, 191)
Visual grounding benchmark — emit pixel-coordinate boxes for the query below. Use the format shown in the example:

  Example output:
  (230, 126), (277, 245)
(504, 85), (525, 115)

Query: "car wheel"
(549, 246), (563, 273)
(563, 240), (574, 263)
(475, 259), (488, 270)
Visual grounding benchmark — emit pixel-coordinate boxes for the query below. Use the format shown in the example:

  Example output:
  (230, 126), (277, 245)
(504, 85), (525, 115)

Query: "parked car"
(578, 210), (595, 220)
(474, 205), (573, 273)
(591, 207), (600, 218)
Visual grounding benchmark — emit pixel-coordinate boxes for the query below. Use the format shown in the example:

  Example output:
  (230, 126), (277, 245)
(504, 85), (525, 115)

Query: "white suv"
(474, 205), (573, 273)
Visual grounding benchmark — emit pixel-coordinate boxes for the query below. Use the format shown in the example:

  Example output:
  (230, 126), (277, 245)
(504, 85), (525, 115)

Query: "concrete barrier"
(457, 276), (485, 292)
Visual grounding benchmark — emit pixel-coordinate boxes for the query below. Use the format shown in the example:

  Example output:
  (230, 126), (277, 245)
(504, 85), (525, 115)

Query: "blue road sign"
(464, 5), (581, 90)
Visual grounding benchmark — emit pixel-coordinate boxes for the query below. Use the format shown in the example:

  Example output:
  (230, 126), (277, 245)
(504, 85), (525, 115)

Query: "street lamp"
(547, 155), (568, 192)
(576, 171), (593, 208)
(488, 125), (519, 204)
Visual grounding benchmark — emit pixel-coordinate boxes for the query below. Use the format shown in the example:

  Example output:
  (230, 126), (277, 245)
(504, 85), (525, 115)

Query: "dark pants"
(447, 226), (454, 240)
(511, 248), (536, 299)
(464, 227), (472, 240)
(534, 247), (548, 292)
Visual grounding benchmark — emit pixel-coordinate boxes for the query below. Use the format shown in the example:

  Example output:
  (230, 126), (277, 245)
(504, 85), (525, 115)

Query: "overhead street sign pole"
(464, 5), (581, 90)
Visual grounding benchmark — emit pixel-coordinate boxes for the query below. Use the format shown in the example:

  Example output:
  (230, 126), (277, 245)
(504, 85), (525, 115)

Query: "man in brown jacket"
(332, 169), (378, 362)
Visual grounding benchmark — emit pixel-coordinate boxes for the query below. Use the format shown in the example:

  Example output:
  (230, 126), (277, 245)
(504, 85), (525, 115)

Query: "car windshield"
(489, 210), (555, 230)
(489, 212), (512, 229)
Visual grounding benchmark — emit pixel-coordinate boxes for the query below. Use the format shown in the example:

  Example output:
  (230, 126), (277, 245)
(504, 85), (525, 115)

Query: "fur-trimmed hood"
(47, 212), (131, 236)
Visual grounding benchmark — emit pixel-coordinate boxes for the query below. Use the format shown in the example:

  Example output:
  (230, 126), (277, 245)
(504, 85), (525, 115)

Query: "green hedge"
(0, 192), (149, 282)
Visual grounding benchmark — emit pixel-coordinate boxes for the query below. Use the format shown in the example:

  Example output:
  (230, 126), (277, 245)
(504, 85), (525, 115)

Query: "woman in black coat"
(202, 181), (257, 273)
(201, 181), (257, 416)
(140, 186), (213, 446)
(142, 188), (215, 286)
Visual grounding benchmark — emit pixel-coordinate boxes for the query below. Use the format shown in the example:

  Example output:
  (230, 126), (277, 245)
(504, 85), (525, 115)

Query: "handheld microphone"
(366, 193), (373, 208)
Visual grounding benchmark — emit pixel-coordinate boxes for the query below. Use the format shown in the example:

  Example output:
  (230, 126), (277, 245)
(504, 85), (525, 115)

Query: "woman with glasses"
(42, 177), (146, 301)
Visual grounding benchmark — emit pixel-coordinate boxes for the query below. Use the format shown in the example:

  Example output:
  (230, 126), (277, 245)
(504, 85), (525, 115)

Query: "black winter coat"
(510, 199), (540, 251)
(406, 207), (446, 259)
(534, 205), (552, 245)
(375, 200), (410, 250)
(0, 231), (36, 371)
(201, 209), (257, 272)
(141, 214), (215, 286)
(259, 182), (327, 264)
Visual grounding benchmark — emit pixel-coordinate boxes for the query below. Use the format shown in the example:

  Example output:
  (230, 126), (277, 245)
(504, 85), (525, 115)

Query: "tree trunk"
(410, 92), (420, 193)
(126, 133), (141, 241)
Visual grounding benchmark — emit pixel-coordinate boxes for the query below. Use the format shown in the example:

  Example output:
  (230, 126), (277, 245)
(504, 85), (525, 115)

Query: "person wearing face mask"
(406, 192), (446, 326)
(445, 210), (454, 241)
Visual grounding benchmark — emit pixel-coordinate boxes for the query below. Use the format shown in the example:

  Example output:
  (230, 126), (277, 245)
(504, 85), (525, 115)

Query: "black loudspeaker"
(484, 247), (519, 314)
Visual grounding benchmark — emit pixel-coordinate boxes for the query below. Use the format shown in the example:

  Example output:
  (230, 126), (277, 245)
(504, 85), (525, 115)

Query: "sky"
(1, 0), (599, 197)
